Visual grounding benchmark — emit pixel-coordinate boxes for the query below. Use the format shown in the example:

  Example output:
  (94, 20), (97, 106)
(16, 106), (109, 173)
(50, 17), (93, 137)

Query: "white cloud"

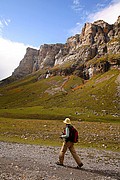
(4, 19), (11, 26)
(0, 17), (11, 37)
(71, 0), (83, 11)
(88, 0), (120, 24)
(0, 21), (4, 37)
(69, 10), (89, 35)
(73, 0), (80, 6)
(0, 38), (38, 80)
(0, 38), (27, 80)
(70, 0), (120, 36)
(0, 18), (27, 80)
(0, 21), (4, 28)
(70, 22), (83, 35)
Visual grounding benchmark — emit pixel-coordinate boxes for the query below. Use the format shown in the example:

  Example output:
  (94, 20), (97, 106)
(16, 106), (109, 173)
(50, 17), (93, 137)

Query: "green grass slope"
(0, 69), (119, 122)
(0, 69), (120, 151)
(0, 118), (119, 151)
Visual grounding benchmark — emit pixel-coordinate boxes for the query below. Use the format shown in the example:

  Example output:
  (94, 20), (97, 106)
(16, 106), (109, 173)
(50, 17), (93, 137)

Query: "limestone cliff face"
(12, 16), (120, 79)
(12, 47), (39, 78)
(38, 43), (65, 69)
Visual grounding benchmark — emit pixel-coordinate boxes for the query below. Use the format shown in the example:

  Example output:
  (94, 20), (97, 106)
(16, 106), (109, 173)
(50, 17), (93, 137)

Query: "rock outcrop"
(12, 47), (39, 78)
(12, 16), (120, 79)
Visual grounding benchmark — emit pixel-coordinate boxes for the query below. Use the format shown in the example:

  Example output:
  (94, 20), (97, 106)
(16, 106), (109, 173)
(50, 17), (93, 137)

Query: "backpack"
(69, 126), (78, 143)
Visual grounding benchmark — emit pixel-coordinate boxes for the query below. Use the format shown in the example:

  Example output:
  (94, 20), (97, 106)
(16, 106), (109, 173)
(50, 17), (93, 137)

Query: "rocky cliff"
(12, 16), (120, 80)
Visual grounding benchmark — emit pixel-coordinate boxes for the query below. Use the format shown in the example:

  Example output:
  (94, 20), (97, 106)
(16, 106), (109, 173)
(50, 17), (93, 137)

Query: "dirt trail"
(0, 142), (119, 180)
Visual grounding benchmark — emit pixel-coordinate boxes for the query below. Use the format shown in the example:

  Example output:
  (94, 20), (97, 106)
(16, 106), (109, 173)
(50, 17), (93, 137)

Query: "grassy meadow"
(0, 117), (119, 151)
(0, 68), (119, 151)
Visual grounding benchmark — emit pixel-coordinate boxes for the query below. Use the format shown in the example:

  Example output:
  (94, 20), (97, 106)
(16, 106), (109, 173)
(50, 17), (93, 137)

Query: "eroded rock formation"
(12, 16), (120, 79)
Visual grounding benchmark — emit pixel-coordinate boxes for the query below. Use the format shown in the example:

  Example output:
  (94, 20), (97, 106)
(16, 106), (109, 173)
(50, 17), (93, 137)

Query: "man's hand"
(59, 135), (63, 139)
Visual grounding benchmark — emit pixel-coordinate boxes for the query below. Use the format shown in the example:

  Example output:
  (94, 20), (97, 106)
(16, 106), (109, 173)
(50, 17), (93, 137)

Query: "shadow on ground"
(64, 165), (120, 179)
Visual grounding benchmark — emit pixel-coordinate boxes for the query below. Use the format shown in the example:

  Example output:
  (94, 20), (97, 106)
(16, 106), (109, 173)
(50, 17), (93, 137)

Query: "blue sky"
(0, 0), (120, 80)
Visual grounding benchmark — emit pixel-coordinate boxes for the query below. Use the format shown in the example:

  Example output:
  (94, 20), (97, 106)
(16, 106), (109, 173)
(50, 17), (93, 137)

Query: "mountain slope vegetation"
(0, 16), (120, 123)
(0, 68), (119, 122)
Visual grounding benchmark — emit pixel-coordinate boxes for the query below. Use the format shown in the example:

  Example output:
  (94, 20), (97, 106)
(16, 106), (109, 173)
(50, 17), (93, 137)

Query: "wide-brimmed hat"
(63, 118), (71, 124)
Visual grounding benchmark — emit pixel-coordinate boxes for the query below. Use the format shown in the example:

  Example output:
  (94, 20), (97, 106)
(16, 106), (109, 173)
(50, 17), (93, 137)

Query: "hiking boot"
(77, 163), (83, 169)
(56, 162), (64, 166)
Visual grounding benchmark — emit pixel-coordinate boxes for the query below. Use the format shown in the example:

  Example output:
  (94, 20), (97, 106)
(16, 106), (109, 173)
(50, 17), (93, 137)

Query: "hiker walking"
(56, 118), (83, 168)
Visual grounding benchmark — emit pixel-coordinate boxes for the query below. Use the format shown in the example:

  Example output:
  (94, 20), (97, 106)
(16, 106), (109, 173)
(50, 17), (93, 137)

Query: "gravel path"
(0, 142), (120, 180)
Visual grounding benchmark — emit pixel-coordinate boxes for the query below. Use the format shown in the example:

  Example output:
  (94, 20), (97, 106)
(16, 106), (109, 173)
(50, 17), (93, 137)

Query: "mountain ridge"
(1, 16), (119, 84)
(0, 16), (119, 121)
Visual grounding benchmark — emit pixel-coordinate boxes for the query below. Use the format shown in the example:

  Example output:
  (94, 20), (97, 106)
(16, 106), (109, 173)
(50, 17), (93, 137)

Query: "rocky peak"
(80, 20), (114, 46)
(11, 16), (120, 80)
(12, 47), (39, 78)
(66, 19), (114, 50)
(115, 15), (120, 25)
(38, 43), (65, 68)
